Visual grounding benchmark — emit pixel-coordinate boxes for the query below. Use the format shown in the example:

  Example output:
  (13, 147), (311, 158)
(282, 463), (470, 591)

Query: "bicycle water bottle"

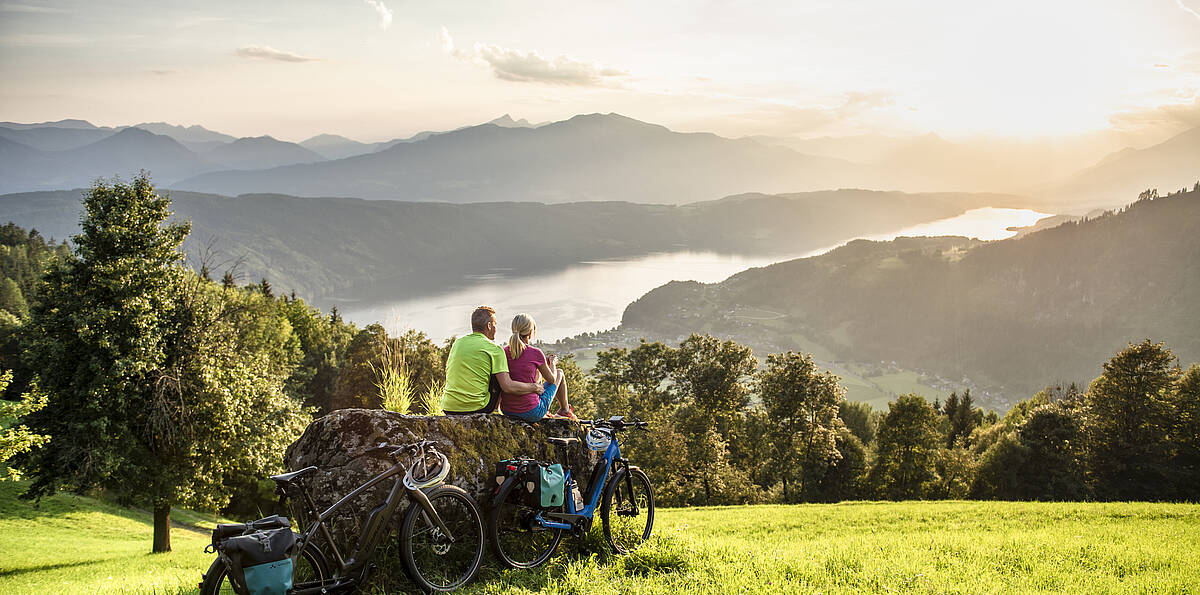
(571, 479), (584, 510)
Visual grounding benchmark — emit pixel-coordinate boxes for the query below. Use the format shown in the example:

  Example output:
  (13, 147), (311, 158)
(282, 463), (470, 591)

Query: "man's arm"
(495, 372), (540, 395)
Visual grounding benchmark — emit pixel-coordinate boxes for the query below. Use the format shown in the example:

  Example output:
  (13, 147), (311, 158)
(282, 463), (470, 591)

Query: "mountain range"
(1, 114), (1196, 208)
(621, 187), (1200, 403)
(0, 187), (1014, 304)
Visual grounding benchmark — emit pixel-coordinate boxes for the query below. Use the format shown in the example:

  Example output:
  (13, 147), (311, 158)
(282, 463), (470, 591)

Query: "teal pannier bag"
(243, 558), (294, 595)
(539, 463), (566, 508)
(219, 526), (297, 595)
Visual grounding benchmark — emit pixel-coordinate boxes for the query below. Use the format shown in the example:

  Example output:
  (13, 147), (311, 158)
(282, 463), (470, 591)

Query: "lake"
(341, 207), (1050, 342)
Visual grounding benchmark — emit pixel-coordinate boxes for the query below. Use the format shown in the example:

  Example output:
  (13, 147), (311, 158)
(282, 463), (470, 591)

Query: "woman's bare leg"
(554, 368), (576, 419)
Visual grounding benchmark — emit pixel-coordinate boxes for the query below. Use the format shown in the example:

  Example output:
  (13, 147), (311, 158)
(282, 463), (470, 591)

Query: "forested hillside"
(623, 187), (1200, 397)
(0, 187), (1012, 303)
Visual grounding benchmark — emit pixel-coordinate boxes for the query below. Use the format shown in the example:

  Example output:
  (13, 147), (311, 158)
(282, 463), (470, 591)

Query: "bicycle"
(489, 415), (654, 568)
(200, 440), (485, 594)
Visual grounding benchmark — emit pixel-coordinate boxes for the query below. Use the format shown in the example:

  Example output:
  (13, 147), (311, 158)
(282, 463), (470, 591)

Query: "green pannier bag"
(538, 463), (565, 508)
(242, 558), (294, 595)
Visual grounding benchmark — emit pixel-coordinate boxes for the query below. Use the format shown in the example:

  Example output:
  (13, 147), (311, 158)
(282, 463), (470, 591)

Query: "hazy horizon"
(2, 0), (1198, 148)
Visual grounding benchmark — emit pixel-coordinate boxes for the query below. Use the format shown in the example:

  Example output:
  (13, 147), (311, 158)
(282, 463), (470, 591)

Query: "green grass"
(3, 478), (1198, 594)
(0, 481), (219, 594)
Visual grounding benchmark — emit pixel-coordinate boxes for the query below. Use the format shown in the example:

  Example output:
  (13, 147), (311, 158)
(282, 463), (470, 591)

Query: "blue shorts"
(503, 383), (557, 422)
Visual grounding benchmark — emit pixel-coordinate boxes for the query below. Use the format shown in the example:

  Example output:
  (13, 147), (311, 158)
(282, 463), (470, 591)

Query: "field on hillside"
(1, 479), (1197, 594)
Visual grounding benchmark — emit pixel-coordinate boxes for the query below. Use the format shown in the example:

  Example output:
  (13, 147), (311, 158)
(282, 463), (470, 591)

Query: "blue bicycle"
(488, 416), (654, 568)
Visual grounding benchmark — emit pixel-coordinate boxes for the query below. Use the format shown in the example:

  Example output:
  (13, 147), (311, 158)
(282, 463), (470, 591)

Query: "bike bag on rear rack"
(495, 458), (565, 508)
(209, 515), (297, 595)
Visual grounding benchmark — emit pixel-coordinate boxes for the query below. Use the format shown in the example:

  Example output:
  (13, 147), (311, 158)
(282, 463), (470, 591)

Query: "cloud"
(0, 3), (66, 13)
(440, 27), (628, 87)
(234, 45), (321, 63)
(1108, 96), (1200, 132)
(1177, 0), (1200, 20)
(363, 0), (392, 30)
(148, 69), (178, 76)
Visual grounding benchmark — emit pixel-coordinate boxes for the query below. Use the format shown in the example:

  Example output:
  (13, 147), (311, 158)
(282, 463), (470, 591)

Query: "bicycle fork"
(409, 486), (456, 542)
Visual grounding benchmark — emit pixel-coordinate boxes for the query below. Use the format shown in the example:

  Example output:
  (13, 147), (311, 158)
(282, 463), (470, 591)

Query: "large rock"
(283, 409), (598, 545)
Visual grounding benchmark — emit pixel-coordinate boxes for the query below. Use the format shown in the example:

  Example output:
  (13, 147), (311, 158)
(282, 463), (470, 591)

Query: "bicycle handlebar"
(580, 416), (649, 431)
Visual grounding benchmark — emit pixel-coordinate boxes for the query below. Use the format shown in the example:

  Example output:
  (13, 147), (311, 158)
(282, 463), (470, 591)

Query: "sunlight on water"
(342, 208), (1052, 342)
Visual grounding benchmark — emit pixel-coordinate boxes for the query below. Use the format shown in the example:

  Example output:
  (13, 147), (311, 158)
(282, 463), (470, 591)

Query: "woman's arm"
(537, 353), (559, 384)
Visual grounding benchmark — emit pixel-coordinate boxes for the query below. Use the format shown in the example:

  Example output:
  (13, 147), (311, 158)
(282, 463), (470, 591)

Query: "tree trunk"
(153, 499), (172, 553)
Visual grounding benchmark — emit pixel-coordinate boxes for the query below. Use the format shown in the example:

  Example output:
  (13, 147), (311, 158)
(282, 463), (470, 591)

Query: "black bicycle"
(200, 440), (485, 593)
(489, 415), (654, 568)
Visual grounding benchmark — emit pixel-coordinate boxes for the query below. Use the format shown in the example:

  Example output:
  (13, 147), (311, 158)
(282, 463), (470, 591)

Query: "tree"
(0, 370), (48, 481)
(670, 335), (758, 504)
(0, 278), (27, 319)
(1172, 365), (1200, 500)
(1084, 340), (1179, 500)
(943, 390), (982, 448)
(21, 175), (308, 552)
(757, 351), (844, 502)
(838, 401), (876, 445)
(870, 394), (942, 499)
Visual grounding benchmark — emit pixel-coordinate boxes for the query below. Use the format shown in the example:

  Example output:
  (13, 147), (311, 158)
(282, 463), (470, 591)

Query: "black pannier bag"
(494, 458), (564, 508)
(210, 516), (297, 595)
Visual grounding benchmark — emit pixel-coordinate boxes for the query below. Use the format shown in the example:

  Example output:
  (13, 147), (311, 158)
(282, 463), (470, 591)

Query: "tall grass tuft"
(371, 337), (413, 414)
(420, 379), (444, 416)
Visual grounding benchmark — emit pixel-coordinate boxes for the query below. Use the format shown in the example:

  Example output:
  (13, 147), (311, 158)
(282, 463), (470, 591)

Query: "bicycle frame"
(533, 432), (627, 530)
(289, 451), (456, 589)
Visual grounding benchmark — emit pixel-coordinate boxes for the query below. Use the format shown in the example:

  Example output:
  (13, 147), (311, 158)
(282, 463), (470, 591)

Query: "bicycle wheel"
(199, 539), (329, 595)
(488, 476), (563, 569)
(601, 467), (654, 554)
(400, 485), (485, 592)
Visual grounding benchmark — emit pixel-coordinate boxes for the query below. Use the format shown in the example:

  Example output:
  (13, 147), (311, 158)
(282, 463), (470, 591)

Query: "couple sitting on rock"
(440, 305), (578, 422)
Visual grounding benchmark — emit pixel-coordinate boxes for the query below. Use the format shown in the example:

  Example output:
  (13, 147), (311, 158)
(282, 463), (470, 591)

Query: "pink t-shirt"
(501, 344), (545, 414)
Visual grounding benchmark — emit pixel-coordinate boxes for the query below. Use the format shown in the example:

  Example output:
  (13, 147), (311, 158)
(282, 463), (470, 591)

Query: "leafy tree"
(332, 324), (389, 409)
(0, 278), (27, 319)
(971, 430), (1027, 499)
(1172, 365), (1200, 500)
(671, 334), (756, 435)
(1017, 403), (1087, 499)
(870, 394), (942, 499)
(592, 340), (675, 419)
(757, 351), (844, 502)
(21, 175), (308, 552)
(813, 428), (869, 502)
(0, 370), (48, 481)
(670, 335), (757, 504)
(838, 400), (876, 445)
(1085, 340), (1179, 500)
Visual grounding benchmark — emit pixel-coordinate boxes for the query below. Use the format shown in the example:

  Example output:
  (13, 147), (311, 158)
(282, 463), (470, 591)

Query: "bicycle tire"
(400, 485), (485, 592)
(488, 476), (563, 569)
(601, 467), (654, 554)
(199, 538), (330, 595)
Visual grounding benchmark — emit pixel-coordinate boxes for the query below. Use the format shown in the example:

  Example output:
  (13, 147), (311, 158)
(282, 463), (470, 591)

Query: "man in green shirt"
(442, 305), (542, 414)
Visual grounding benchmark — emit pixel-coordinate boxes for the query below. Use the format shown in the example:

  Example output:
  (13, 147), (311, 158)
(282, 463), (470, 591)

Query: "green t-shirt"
(441, 332), (509, 412)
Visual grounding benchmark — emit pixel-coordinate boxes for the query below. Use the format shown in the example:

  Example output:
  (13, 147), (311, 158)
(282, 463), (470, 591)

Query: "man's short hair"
(471, 305), (496, 332)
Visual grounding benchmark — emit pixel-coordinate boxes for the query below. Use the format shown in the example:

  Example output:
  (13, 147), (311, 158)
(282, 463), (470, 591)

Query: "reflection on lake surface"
(342, 207), (1051, 342)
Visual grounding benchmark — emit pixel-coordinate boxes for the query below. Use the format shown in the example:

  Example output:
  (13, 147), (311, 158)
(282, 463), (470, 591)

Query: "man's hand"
(495, 372), (540, 396)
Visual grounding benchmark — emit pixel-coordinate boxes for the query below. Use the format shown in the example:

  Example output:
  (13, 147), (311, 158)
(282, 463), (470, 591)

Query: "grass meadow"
(1, 480), (1197, 594)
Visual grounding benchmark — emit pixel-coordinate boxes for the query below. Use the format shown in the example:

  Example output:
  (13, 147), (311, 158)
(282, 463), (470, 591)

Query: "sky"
(1, 0), (1198, 144)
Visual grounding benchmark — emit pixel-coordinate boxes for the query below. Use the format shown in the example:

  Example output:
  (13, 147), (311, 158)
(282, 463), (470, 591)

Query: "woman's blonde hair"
(508, 313), (536, 360)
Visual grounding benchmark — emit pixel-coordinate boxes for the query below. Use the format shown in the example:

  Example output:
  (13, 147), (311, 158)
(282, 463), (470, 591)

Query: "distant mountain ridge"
(202, 136), (326, 170)
(621, 187), (1200, 402)
(0, 187), (1011, 303)
(172, 113), (873, 203)
(1048, 127), (1200, 208)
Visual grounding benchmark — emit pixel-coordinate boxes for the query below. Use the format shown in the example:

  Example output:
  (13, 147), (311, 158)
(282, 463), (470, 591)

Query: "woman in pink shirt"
(500, 313), (578, 422)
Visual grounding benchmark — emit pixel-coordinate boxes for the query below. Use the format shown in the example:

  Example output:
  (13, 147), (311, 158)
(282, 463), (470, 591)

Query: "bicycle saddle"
(270, 465), (319, 486)
(546, 437), (579, 447)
